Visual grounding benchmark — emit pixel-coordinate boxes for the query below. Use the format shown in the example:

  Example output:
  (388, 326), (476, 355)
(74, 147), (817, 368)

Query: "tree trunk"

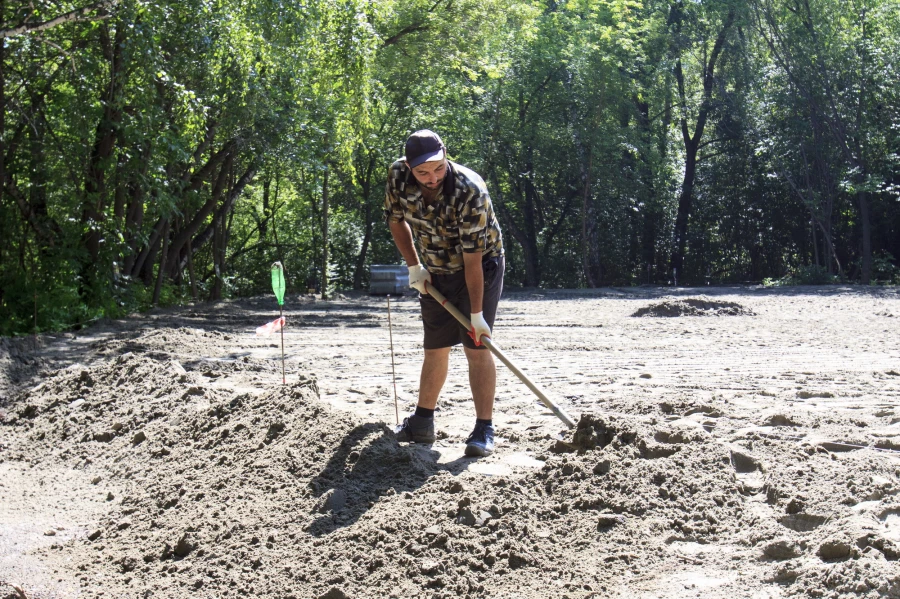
(180, 120), (218, 187)
(321, 165), (329, 300)
(856, 7), (872, 284)
(166, 152), (232, 272)
(352, 154), (375, 290)
(354, 210), (373, 291)
(858, 189), (872, 284)
(521, 149), (540, 287)
(187, 237), (198, 300)
(131, 215), (165, 281)
(123, 187), (145, 276)
(0, 0), (5, 212)
(486, 169), (533, 286)
(180, 138), (237, 196)
(139, 231), (162, 286)
(260, 175), (270, 242)
(152, 220), (170, 306)
(224, 207), (235, 272)
(122, 141), (149, 276)
(671, 138), (698, 277)
(180, 162), (256, 272)
(271, 175), (282, 261)
(172, 216), (184, 287)
(113, 153), (126, 221)
(668, 9), (735, 281)
(810, 215), (820, 267)
(580, 149), (596, 288)
(635, 97), (661, 283)
(6, 79), (64, 249)
(28, 88), (50, 244)
(82, 21), (125, 266)
(308, 169), (318, 291)
(212, 213), (223, 301)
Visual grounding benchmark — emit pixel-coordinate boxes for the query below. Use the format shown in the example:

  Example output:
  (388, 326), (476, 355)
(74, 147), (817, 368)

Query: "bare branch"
(1, 1), (116, 39)
(30, 34), (78, 73)
(697, 137), (727, 150)
(381, 22), (430, 48)
(521, 65), (564, 124)
(381, 0), (445, 47)
(697, 150), (725, 163)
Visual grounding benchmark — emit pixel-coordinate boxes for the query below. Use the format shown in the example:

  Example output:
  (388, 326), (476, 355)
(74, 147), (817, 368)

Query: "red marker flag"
(255, 316), (285, 336)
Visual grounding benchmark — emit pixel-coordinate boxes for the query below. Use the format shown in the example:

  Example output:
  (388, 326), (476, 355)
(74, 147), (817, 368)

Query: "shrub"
(763, 265), (841, 287)
(872, 252), (898, 284)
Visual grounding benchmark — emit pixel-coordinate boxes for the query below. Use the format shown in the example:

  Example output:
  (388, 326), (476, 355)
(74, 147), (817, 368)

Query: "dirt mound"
(6, 353), (433, 597)
(3, 291), (900, 598)
(7, 361), (739, 596)
(1, 355), (765, 597)
(631, 296), (754, 317)
(13, 351), (897, 598)
(0, 335), (50, 401)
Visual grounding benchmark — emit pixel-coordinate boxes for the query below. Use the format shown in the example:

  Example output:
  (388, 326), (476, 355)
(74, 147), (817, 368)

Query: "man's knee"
(463, 346), (493, 364)
(424, 347), (451, 363)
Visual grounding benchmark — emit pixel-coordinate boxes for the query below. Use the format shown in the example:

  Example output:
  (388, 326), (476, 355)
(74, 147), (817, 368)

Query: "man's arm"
(462, 251), (484, 313)
(388, 215), (429, 294)
(463, 251), (491, 344)
(389, 220), (420, 267)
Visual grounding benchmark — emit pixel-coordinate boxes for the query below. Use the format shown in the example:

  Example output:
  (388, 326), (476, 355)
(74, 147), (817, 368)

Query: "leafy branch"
(1, 1), (117, 39)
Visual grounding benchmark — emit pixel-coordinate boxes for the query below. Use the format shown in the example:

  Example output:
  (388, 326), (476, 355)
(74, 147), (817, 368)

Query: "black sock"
(476, 418), (492, 427)
(415, 406), (435, 419)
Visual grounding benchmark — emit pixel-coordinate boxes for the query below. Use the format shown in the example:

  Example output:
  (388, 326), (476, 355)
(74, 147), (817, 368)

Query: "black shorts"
(420, 255), (505, 350)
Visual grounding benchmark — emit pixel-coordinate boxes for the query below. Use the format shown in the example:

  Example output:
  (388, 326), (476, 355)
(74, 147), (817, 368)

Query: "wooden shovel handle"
(424, 281), (576, 429)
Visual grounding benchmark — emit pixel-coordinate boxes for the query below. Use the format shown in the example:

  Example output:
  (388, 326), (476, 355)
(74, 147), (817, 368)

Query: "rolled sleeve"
(384, 178), (405, 224)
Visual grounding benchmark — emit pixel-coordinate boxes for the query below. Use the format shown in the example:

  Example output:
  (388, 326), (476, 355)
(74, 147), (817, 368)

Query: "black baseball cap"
(404, 130), (445, 168)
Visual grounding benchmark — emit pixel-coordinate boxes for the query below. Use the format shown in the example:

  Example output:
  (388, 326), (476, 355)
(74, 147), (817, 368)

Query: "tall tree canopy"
(2, 0), (899, 334)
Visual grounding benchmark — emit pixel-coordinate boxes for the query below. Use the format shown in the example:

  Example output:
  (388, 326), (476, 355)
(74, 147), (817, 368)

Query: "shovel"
(424, 281), (576, 429)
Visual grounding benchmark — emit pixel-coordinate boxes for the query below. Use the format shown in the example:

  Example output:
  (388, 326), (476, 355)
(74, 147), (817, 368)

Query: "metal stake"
(387, 295), (400, 425)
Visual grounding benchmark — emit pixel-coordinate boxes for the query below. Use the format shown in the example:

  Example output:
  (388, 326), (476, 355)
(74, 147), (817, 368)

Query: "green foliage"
(763, 265), (843, 287)
(3, 0), (900, 335)
(872, 252), (899, 284)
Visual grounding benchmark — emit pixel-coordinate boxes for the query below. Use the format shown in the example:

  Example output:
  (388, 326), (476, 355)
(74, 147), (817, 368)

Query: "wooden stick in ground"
(279, 305), (285, 384)
(423, 281), (576, 429)
(387, 295), (400, 425)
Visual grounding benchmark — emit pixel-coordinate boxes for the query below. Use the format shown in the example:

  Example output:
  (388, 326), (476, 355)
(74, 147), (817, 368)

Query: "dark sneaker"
(394, 414), (436, 444)
(464, 422), (495, 457)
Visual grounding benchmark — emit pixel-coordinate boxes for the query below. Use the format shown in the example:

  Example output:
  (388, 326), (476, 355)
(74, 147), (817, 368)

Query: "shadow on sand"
(306, 423), (475, 536)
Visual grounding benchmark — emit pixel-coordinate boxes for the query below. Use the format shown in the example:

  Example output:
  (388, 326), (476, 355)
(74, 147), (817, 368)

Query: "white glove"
(407, 264), (431, 294)
(468, 311), (491, 346)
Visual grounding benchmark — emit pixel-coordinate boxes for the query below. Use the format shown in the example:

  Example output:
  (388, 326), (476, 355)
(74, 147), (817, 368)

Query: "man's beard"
(420, 177), (445, 198)
(421, 177), (444, 190)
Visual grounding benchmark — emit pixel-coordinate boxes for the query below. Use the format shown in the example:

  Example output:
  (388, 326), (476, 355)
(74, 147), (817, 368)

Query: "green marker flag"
(271, 262), (286, 306)
(271, 261), (287, 384)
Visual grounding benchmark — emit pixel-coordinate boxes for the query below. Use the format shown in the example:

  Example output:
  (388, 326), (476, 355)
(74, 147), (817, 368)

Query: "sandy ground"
(1, 285), (899, 599)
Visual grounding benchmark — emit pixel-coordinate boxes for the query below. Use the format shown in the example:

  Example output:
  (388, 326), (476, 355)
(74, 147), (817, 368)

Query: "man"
(384, 129), (505, 457)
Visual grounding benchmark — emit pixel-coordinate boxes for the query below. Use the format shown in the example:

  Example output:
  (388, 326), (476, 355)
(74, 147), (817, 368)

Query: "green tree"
(751, 0), (900, 283)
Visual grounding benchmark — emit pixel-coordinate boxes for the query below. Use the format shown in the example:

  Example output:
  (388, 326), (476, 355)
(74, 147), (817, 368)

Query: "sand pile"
(3, 293), (900, 598)
(0, 336), (49, 404)
(631, 297), (754, 317)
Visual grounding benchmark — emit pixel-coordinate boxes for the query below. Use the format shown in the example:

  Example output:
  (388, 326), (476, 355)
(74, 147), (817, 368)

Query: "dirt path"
(1, 286), (899, 598)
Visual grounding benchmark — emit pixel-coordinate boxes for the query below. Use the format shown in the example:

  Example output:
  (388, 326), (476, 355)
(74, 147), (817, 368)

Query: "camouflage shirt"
(384, 159), (503, 275)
